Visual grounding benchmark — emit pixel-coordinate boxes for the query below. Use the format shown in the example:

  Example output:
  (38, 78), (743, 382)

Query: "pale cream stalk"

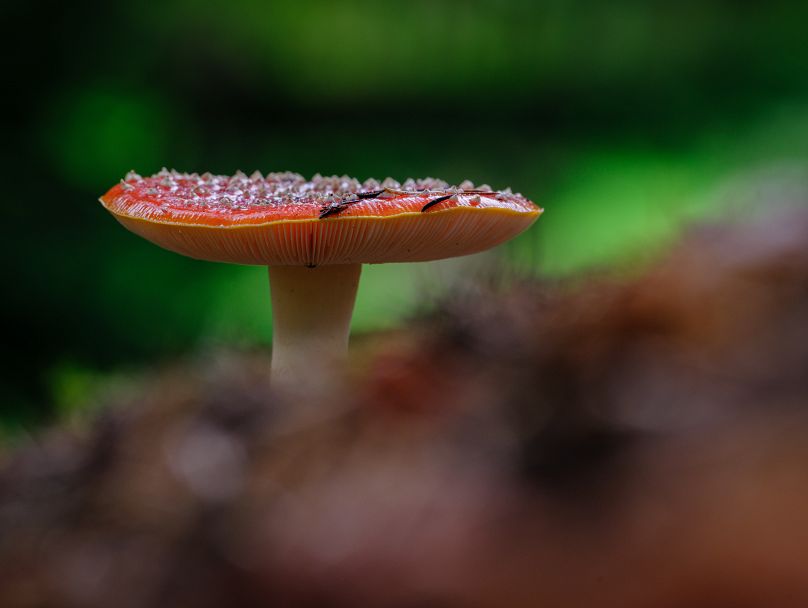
(268, 264), (362, 388)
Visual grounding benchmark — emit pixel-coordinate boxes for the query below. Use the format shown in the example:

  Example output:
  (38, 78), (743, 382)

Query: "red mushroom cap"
(100, 170), (542, 266)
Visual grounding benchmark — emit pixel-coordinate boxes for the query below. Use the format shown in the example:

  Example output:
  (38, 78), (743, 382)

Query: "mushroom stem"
(268, 264), (362, 388)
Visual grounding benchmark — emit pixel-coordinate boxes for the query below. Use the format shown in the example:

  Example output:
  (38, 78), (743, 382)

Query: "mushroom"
(99, 170), (542, 388)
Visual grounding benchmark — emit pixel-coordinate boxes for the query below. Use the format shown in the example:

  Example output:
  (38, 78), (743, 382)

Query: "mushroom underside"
(110, 208), (537, 266)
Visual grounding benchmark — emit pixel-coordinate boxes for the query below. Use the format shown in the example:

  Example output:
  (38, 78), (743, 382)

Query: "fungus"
(99, 170), (542, 387)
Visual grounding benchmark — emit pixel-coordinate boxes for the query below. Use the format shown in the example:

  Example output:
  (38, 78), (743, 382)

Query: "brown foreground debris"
(2, 209), (808, 607)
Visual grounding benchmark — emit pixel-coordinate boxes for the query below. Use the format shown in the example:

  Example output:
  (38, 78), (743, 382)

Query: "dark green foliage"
(4, 0), (808, 427)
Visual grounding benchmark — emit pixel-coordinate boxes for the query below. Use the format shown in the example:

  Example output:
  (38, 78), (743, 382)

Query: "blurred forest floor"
(2, 203), (808, 606)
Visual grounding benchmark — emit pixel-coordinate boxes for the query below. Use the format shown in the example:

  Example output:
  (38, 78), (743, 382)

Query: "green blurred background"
(4, 0), (808, 432)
